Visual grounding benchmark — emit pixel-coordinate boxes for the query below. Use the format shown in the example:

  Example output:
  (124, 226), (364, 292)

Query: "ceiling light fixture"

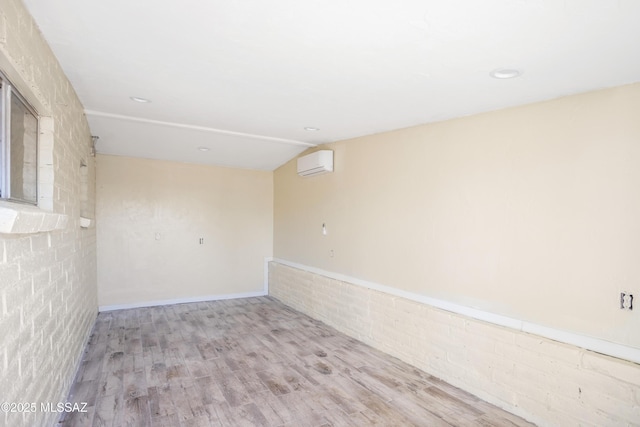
(197, 147), (210, 152)
(304, 127), (320, 131)
(130, 96), (151, 103)
(490, 68), (522, 79)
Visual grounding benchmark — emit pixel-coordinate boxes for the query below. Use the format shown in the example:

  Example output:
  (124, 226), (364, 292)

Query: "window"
(0, 71), (39, 205)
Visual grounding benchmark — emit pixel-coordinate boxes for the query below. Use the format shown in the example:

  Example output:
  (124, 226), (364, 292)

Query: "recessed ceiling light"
(130, 96), (151, 103)
(197, 147), (210, 152)
(304, 127), (320, 131)
(490, 69), (522, 79)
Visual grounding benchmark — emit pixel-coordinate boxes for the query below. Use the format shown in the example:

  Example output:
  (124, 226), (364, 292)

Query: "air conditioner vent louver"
(297, 150), (333, 177)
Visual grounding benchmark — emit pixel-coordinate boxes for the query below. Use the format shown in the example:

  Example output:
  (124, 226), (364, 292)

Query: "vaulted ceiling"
(24, 0), (640, 170)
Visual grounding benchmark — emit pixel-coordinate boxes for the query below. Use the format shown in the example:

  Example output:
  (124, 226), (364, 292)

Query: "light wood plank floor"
(61, 296), (536, 426)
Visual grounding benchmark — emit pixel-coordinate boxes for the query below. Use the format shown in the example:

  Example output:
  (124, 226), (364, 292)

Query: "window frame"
(0, 70), (40, 205)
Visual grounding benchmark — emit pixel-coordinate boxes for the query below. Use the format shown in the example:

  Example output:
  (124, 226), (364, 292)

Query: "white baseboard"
(270, 258), (640, 364)
(98, 290), (267, 312)
(264, 256), (273, 294)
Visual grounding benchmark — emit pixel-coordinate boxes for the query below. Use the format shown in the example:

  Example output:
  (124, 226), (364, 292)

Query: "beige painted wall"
(274, 83), (640, 349)
(97, 155), (273, 307)
(0, 1), (97, 426)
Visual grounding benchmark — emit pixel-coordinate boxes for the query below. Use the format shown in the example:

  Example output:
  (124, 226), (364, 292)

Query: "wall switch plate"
(620, 292), (634, 310)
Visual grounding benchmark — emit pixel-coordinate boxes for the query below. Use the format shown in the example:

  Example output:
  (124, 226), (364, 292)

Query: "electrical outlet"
(620, 292), (634, 310)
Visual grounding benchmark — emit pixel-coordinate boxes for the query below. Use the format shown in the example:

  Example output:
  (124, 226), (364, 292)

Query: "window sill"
(0, 201), (68, 234)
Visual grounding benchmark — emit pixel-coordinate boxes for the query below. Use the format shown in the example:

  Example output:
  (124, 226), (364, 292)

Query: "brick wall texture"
(269, 261), (640, 427)
(0, 1), (98, 426)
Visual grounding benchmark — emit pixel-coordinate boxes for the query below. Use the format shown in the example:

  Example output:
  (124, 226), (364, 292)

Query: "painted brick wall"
(0, 1), (98, 426)
(269, 261), (640, 427)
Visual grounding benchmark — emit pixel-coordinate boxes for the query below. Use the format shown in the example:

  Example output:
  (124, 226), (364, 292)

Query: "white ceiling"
(24, 0), (640, 171)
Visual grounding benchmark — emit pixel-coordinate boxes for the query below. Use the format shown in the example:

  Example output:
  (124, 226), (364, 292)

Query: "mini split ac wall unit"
(297, 150), (333, 177)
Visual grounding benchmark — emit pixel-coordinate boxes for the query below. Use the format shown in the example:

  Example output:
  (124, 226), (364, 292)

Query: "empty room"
(1, 0), (639, 426)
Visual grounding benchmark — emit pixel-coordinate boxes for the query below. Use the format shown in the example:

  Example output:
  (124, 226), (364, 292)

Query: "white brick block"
(581, 351), (640, 386)
(39, 116), (54, 132)
(515, 332), (582, 367)
(0, 262), (19, 288)
(0, 11), (6, 44)
(464, 318), (516, 344)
